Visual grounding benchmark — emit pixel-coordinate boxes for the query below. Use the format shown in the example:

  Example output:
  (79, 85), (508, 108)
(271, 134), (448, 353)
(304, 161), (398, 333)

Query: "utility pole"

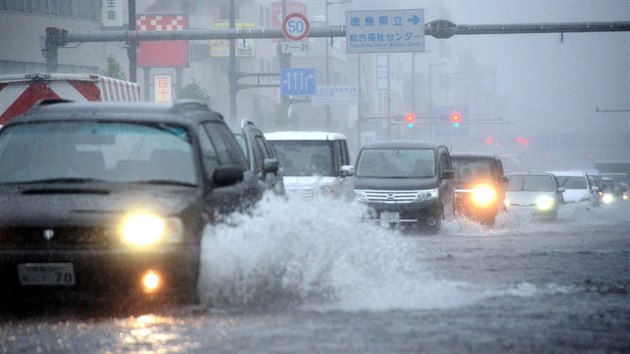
(229, 0), (237, 122)
(127, 0), (137, 83)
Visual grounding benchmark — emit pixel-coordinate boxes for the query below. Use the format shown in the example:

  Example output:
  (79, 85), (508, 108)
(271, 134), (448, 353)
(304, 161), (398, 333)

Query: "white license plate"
(17, 263), (76, 286)
(380, 212), (400, 223)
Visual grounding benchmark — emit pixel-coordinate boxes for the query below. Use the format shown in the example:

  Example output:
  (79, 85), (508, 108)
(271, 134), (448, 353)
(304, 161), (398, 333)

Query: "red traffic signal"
(516, 136), (529, 146)
(404, 113), (415, 128)
(450, 111), (462, 128)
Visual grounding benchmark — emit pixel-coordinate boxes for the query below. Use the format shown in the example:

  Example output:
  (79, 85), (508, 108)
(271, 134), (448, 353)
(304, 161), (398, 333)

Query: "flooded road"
(1, 196), (629, 353)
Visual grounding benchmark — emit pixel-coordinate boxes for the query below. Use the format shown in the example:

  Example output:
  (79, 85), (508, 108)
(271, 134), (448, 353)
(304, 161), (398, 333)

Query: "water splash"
(197, 194), (627, 312)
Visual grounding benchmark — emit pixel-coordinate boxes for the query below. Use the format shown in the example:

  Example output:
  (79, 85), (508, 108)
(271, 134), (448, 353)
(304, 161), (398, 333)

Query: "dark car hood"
(0, 183), (202, 226)
(354, 176), (439, 190)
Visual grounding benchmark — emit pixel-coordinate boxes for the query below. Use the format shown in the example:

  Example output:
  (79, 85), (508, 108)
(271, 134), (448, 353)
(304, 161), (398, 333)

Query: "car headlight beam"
(471, 184), (496, 207)
(121, 212), (183, 246)
(536, 196), (555, 211)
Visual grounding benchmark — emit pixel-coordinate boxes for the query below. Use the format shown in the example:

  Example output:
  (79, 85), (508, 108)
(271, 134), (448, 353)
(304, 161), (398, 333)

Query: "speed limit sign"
(281, 13), (310, 41)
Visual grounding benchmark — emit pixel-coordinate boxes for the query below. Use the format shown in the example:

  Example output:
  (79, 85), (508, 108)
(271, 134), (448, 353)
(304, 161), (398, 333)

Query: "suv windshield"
(356, 148), (435, 178)
(452, 158), (495, 182)
(0, 121), (197, 185)
(272, 140), (334, 176)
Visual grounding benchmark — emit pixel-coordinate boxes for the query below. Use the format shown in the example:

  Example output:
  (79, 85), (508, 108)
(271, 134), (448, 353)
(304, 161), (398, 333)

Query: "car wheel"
(423, 205), (443, 234)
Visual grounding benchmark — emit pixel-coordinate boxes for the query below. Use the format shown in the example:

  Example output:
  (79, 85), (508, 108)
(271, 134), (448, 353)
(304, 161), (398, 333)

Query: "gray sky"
(441, 0), (629, 135)
(351, 0), (629, 165)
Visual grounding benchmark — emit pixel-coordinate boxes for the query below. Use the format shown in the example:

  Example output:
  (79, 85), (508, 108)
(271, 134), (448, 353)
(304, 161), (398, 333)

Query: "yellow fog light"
(121, 212), (183, 246)
(142, 270), (161, 293)
(536, 196), (554, 211)
(472, 184), (496, 207)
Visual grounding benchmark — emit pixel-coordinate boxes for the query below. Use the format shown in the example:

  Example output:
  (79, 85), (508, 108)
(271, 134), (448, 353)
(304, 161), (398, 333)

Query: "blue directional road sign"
(280, 68), (316, 96)
(346, 9), (425, 54)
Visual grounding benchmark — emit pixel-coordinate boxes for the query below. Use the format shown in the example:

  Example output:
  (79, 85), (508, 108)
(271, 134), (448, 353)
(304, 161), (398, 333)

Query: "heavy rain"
(0, 0), (629, 352)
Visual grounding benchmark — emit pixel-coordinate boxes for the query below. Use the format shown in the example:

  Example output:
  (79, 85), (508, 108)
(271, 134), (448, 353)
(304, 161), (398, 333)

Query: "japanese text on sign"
(345, 9), (425, 53)
(102, 0), (122, 27)
(154, 75), (173, 103)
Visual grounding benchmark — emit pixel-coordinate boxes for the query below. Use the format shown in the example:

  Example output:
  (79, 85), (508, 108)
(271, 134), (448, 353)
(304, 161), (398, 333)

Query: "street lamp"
(325, 0), (352, 130)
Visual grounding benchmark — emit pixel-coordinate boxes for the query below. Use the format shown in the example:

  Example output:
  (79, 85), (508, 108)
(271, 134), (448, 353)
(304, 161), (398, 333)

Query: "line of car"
(0, 100), (626, 308)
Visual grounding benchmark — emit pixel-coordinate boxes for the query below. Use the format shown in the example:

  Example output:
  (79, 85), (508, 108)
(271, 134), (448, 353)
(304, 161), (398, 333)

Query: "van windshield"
(271, 140), (335, 177)
(0, 121), (197, 185)
(452, 158), (496, 183)
(356, 148), (435, 178)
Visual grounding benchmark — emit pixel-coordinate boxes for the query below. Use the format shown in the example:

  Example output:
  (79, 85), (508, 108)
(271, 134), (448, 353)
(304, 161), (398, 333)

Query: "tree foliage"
(176, 78), (211, 105)
(101, 55), (127, 80)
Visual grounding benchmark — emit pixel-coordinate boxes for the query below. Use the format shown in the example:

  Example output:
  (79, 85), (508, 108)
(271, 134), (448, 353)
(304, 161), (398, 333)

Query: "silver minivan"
(265, 131), (354, 199)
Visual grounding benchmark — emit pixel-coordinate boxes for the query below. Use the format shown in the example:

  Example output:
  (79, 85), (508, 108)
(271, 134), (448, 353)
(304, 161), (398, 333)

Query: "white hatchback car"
(505, 172), (565, 220)
(265, 131), (354, 199)
(547, 170), (598, 205)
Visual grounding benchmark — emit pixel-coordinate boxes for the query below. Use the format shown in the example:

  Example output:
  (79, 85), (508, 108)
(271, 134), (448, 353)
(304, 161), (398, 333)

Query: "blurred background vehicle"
(600, 176), (617, 204)
(505, 172), (565, 221)
(230, 119), (285, 196)
(547, 170), (598, 206)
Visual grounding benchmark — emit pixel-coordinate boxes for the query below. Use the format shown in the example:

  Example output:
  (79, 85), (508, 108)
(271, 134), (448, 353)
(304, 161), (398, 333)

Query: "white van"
(547, 170), (598, 205)
(265, 131), (354, 199)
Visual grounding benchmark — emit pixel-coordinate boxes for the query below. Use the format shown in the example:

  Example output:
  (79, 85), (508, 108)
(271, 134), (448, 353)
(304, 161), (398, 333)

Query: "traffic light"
(485, 137), (494, 145)
(516, 136), (529, 146)
(404, 113), (415, 128)
(450, 111), (462, 128)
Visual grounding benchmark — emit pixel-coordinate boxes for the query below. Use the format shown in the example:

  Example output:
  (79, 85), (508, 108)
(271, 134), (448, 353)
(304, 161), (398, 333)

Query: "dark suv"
(230, 119), (285, 195)
(353, 141), (455, 233)
(0, 100), (261, 305)
(451, 154), (507, 225)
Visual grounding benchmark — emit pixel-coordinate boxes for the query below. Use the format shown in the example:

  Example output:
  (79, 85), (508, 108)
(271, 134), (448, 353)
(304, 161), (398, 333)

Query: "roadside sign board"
(345, 9), (425, 53)
(154, 75), (173, 103)
(282, 13), (311, 41)
(313, 85), (358, 105)
(210, 22), (255, 57)
(280, 68), (316, 96)
(271, 1), (307, 28)
(280, 41), (310, 54)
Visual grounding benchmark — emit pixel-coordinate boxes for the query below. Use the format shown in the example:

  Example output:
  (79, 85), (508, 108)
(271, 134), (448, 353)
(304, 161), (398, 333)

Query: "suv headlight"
(415, 188), (438, 202)
(120, 212), (184, 246)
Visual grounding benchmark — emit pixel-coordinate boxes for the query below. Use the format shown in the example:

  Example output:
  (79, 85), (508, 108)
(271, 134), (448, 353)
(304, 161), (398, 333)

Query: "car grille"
(362, 190), (420, 203)
(0, 226), (115, 249)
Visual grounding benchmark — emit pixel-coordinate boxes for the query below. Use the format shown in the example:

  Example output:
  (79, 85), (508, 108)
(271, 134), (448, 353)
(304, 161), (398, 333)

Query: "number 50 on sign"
(281, 13), (310, 41)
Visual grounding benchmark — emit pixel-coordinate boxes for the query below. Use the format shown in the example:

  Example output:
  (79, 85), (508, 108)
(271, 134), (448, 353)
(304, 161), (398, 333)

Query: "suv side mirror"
(212, 165), (244, 187)
(557, 187), (566, 193)
(442, 169), (455, 179)
(262, 158), (279, 174)
(499, 176), (508, 184)
(590, 186), (599, 193)
(340, 165), (355, 177)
